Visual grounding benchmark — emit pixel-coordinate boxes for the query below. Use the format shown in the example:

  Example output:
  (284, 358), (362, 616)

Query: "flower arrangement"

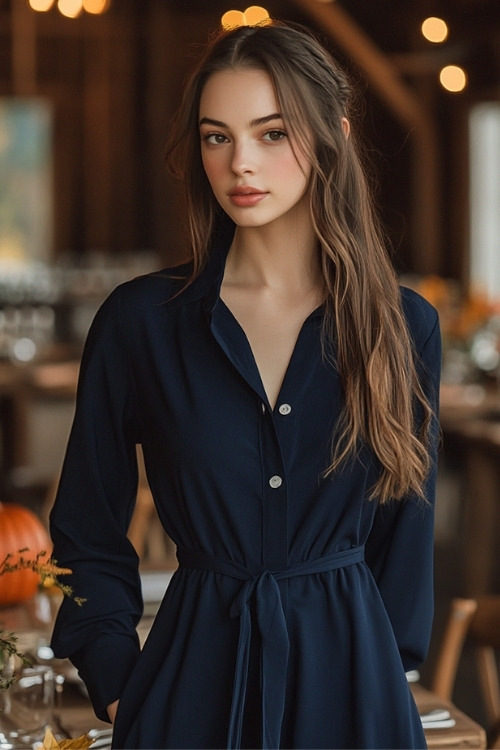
(405, 275), (500, 384)
(1, 551), (92, 748)
(0, 549), (84, 690)
(414, 276), (496, 343)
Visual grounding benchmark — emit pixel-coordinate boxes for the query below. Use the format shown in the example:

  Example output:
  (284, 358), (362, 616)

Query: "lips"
(228, 186), (268, 207)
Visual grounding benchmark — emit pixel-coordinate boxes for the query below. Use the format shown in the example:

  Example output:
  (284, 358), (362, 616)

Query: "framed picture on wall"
(0, 98), (53, 268)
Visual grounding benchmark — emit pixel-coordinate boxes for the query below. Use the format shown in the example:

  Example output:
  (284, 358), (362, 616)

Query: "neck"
(225, 216), (320, 293)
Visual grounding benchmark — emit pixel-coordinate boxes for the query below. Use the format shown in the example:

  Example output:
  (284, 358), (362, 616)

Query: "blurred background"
(0, 0), (499, 738)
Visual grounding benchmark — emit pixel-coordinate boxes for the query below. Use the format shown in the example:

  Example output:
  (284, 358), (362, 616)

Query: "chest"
(132, 299), (341, 464)
(220, 289), (322, 410)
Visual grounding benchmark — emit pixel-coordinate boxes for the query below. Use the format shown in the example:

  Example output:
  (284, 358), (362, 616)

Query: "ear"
(341, 117), (350, 138)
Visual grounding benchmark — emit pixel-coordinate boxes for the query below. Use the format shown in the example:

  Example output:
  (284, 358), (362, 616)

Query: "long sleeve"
(50, 286), (143, 721)
(365, 300), (441, 671)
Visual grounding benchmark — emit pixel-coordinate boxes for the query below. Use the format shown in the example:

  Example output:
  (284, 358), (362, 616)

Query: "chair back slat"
(432, 595), (500, 746)
(469, 597), (500, 650)
(432, 598), (478, 701)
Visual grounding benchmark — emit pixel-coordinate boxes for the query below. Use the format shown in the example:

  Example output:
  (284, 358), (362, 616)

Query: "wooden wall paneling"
(410, 72), (444, 276)
(108, 14), (139, 254)
(448, 97), (471, 286)
(82, 16), (112, 252)
(49, 82), (86, 258)
(0, 38), (11, 91)
(10, 0), (36, 96)
(145, 1), (186, 265)
(145, 3), (219, 266)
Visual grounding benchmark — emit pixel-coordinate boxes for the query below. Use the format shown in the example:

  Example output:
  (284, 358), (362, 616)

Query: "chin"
(224, 212), (269, 228)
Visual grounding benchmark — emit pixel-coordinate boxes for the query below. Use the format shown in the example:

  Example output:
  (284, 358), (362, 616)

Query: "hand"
(107, 699), (119, 723)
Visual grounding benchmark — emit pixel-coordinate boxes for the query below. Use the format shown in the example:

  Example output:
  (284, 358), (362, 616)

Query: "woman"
(50, 20), (441, 749)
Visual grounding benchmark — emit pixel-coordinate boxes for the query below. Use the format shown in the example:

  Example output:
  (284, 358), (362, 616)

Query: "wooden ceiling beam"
(290, 0), (428, 132)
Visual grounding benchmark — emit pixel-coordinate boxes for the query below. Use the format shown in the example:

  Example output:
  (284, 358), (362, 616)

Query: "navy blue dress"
(50, 226), (441, 749)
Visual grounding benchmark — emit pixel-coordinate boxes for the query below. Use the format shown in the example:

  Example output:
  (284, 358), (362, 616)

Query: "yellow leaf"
(41, 728), (94, 749)
(42, 728), (60, 749)
(57, 736), (95, 749)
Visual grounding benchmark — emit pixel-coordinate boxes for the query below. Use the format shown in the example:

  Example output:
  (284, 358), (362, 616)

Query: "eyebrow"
(199, 113), (283, 129)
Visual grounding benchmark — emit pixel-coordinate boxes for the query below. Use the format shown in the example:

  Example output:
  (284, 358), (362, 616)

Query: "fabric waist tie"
(176, 545), (365, 750)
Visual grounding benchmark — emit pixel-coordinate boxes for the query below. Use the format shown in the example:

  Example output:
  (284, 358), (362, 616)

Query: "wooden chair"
(432, 596), (500, 748)
(126, 446), (177, 568)
(127, 482), (177, 568)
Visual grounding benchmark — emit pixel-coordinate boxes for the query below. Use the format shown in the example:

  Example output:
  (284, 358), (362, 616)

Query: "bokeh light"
(57, 0), (83, 17)
(440, 65), (467, 93)
(29, 0), (111, 15)
(221, 6), (270, 29)
(221, 10), (246, 29)
(29, 0), (55, 10)
(244, 6), (270, 25)
(83, 0), (110, 13)
(421, 17), (449, 44)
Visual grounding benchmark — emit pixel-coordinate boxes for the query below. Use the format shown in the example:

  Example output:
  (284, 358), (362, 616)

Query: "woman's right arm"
(50, 285), (143, 723)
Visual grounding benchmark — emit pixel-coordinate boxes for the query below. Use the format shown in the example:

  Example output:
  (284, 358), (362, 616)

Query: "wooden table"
(51, 682), (487, 748)
(51, 682), (486, 749)
(412, 683), (486, 748)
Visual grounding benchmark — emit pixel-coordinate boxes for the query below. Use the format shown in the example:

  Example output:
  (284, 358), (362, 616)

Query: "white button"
(278, 403), (292, 415)
(261, 402), (266, 414)
(269, 475), (283, 489)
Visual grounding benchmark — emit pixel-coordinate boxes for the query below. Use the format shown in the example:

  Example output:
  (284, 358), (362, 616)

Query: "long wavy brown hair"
(165, 21), (434, 503)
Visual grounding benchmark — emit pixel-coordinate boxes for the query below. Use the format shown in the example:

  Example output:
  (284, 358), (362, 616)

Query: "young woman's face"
(199, 68), (312, 230)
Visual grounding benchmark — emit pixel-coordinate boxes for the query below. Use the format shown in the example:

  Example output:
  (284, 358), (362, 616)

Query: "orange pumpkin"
(0, 502), (52, 606)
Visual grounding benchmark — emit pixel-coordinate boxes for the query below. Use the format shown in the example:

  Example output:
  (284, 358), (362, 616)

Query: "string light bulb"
(83, 0), (110, 13)
(57, 0), (83, 17)
(440, 65), (467, 93)
(221, 10), (246, 29)
(29, 0), (55, 10)
(29, 0), (110, 14)
(244, 5), (270, 25)
(221, 6), (270, 30)
(421, 17), (449, 44)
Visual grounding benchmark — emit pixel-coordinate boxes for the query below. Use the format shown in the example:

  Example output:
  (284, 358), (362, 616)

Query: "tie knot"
(229, 571), (275, 619)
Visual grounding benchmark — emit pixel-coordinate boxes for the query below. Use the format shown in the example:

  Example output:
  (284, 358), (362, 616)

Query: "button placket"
(259, 401), (288, 569)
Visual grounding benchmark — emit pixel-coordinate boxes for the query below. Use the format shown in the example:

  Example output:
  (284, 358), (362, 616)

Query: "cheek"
(279, 155), (310, 192)
(201, 152), (226, 192)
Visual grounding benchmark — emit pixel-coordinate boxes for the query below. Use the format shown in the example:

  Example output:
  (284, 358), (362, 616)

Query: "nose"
(230, 138), (255, 176)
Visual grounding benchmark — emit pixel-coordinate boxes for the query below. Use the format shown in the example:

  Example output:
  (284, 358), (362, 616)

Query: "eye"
(202, 133), (229, 145)
(263, 130), (287, 142)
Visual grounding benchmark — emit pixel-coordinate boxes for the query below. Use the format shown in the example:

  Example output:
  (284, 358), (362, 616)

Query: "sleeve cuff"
(71, 633), (141, 722)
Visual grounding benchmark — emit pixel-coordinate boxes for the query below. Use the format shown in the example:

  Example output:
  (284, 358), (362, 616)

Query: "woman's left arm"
(365, 300), (442, 671)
